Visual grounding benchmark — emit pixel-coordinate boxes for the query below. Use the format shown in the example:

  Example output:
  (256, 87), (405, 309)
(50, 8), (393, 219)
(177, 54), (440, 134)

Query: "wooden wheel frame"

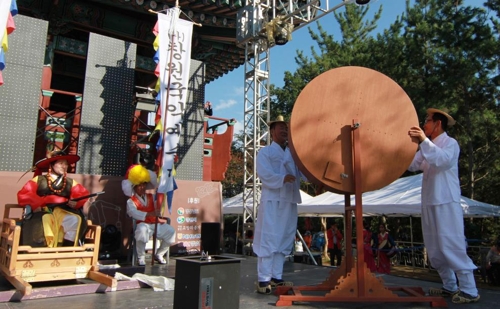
(278, 67), (447, 307)
(288, 66), (418, 194)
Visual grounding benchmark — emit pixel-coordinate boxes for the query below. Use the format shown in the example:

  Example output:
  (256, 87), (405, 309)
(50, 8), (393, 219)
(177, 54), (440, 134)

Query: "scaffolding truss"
(237, 0), (354, 247)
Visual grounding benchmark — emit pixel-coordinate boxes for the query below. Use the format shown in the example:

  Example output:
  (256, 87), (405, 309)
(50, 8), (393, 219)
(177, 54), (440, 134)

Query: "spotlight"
(356, 0), (371, 5)
(265, 17), (293, 46)
(274, 23), (291, 45)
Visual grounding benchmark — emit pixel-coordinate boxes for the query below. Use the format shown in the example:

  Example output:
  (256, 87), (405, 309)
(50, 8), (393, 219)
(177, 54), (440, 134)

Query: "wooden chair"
(0, 204), (117, 297)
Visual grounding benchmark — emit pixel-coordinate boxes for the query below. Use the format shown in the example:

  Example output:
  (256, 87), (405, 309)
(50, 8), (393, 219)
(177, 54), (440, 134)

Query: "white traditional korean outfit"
(253, 142), (304, 282)
(409, 132), (477, 295)
(127, 194), (175, 260)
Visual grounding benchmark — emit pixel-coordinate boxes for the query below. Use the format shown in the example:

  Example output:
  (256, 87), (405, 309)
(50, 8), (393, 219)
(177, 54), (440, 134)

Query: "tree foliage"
(221, 143), (245, 198)
(401, 0), (500, 204)
(270, 0), (500, 241)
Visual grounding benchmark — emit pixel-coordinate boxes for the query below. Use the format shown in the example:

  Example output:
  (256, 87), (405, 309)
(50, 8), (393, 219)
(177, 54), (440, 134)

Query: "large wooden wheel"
(288, 66), (419, 194)
(277, 67), (448, 307)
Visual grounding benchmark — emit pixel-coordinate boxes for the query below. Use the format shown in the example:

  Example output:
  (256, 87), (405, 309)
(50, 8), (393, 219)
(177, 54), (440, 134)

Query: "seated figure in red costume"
(17, 151), (90, 247)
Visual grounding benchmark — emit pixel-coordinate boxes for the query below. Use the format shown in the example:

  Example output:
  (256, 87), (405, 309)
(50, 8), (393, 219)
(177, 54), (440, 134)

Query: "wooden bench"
(0, 204), (117, 296)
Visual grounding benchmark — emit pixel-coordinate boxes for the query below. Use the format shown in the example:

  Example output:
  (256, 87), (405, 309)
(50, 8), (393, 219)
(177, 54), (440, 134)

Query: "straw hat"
(427, 108), (456, 127)
(267, 115), (287, 126)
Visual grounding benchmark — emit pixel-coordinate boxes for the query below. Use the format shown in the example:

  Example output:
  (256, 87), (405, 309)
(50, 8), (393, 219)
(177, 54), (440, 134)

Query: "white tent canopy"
(223, 190), (313, 215)
(298, 174), (500, 218)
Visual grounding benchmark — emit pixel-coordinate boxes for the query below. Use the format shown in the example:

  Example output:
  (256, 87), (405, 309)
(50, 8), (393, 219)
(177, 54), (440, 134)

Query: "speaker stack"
(201, 222), (221, 255)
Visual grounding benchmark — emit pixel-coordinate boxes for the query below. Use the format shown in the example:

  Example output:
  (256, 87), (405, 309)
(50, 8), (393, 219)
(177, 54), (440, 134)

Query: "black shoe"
(256, 281), (272, 294)
(452, 291), (480, 304)
(270, 278), (293, 287)
(428, 287), (459, 297)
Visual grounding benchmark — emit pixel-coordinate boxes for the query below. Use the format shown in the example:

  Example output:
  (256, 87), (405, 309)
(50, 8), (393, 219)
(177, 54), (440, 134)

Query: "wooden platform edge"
(275, 285), (448, 308)
(3, 275), (31, 296)
(0, 279), (144, 302)
(88, 270), (118, 291)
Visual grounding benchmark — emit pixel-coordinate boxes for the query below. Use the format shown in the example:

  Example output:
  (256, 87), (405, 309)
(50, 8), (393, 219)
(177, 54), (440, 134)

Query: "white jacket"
(408, 132), (461, 206)
(253, 143), (304, 257)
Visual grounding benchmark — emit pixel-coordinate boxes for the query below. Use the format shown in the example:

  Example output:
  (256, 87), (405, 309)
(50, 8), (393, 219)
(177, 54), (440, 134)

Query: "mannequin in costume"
(126, 165), (175, 266)
(408, 108), (479, 304)
(17, 151), (89, 247)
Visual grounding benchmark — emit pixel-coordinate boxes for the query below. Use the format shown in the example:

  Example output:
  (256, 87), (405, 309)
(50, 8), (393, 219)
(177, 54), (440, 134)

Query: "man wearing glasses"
(408, 108), (479, 304)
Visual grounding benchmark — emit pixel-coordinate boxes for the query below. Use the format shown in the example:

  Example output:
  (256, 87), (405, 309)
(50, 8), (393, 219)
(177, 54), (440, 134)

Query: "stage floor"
(0, 255), (498, 309)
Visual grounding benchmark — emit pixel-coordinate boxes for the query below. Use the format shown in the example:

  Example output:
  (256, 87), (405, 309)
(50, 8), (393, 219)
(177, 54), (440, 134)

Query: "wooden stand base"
(274, 261), (447, 307)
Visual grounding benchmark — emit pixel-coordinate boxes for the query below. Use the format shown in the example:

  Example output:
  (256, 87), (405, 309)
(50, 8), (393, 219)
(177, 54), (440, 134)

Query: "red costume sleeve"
(17, 177), (78, 210)
(17, 177), (90, 209)
(17, 179), (45, 209)
(17, 177), (81, 209)
(70, 181), (90, 209)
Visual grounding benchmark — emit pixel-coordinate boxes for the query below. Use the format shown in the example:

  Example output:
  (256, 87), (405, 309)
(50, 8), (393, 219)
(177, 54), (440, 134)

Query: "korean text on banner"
(157, 8), (193, 194)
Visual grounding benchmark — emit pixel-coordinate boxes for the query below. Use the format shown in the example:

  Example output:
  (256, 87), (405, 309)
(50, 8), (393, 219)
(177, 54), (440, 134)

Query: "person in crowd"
(408, 108), (479, 303)
(311, 230), (326, 251)
(327, 223), (343, 266)
(363, 221), (377, 272)
(253, 115), (306, 294)
(126, 165), (175, 266)
(485, 239), (500, 286)
(371, 228), (379, 256)
(204, 101), (213, 116)
(17, 151), (89, 247)
(302, 230), (313, 249)
(376, 224), (395, 274)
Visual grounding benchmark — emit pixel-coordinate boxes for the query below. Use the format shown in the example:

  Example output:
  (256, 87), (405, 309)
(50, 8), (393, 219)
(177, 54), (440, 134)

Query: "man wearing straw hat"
(408, 108), (479, 304)
(253, 115), (306, 294)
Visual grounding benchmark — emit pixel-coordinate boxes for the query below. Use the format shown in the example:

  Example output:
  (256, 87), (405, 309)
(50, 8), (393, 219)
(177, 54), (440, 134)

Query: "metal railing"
(388, 241), (489, 275)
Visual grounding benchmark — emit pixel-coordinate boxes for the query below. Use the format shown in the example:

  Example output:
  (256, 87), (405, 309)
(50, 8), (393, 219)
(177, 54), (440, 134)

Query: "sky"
(204, 0), (478, 136)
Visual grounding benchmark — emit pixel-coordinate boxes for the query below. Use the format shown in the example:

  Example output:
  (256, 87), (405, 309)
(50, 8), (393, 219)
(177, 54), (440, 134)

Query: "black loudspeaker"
(173, 256), (241, 309)
(201, 222), (221, 255)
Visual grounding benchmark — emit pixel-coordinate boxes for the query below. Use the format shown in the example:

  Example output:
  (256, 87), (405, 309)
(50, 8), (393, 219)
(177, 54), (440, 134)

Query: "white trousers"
(422, 202), (478, 296)
(135, 222), (176, 259)
(258, 252), (285, 282)
(61, 213), (79, 242)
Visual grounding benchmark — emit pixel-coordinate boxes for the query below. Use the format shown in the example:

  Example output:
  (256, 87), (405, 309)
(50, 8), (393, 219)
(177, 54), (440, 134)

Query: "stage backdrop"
(0, 172), (222, 255)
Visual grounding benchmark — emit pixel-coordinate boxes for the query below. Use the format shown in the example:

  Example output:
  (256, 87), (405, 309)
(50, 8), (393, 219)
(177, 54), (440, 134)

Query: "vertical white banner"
(157, 8), (193, 193)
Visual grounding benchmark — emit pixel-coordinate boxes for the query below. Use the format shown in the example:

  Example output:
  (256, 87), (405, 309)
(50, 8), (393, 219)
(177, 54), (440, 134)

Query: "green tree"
(221, 143), (245, 198)
(270, 0), (500, 241)
(271, 4), (382, 116)
(401, 0), (500, 202)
